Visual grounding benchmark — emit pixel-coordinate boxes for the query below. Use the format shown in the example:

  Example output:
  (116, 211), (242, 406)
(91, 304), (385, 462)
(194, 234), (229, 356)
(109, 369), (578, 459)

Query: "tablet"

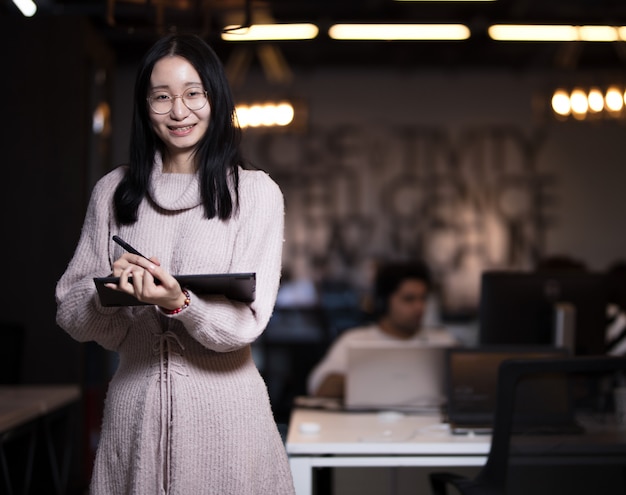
(93, 272), (256, 307)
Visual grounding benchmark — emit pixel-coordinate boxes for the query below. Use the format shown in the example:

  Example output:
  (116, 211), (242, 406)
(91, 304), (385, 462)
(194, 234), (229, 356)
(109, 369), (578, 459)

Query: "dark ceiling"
(4, 0), (626, 71)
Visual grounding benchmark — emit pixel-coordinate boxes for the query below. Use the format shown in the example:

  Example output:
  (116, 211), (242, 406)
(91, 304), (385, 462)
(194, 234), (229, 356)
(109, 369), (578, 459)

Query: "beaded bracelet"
(160, 289), (191, 315)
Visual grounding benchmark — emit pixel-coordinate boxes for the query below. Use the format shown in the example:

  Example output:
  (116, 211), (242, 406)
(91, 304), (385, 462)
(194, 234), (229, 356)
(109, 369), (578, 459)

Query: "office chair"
(429, 355), (626, 495)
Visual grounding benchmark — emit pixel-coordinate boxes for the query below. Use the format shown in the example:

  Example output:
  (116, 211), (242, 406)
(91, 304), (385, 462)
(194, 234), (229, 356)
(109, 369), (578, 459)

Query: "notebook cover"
(93, 272), (256, 307)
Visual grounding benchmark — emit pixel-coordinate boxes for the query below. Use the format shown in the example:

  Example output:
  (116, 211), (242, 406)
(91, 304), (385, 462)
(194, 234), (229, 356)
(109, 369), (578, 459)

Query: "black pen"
(112, 235), (151, 261)
(112, 235), (161, 284)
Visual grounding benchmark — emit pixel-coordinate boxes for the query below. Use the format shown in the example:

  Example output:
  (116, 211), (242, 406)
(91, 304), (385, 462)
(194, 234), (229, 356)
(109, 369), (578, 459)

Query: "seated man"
(307, 260), (458, 398)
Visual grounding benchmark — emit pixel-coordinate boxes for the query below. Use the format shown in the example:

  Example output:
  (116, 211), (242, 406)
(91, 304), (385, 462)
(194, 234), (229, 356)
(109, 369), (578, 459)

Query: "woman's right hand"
(107, 254), (188, 311)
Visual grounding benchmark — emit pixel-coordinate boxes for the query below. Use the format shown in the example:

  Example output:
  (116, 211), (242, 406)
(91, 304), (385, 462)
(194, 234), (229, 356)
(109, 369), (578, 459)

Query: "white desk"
(286, 408), (490, 495)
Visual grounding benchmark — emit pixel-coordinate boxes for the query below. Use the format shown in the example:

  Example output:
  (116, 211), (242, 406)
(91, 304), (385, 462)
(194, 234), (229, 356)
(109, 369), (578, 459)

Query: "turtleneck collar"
(147, 153), (202, 212)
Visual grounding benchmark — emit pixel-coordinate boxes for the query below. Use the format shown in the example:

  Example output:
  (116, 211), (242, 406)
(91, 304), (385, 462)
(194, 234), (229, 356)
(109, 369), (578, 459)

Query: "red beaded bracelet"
(160, 289), (191, 315)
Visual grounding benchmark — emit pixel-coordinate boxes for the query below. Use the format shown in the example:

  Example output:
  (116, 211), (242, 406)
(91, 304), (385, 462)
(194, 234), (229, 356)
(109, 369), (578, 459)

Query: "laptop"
(444, 346), (582, 435)
(344, 341), (451, 412)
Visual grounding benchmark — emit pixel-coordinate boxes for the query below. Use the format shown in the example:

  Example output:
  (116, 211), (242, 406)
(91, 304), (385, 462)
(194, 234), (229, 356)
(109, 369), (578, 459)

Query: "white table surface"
(286, 407), (490, 495)
(287, 407), (491, 455)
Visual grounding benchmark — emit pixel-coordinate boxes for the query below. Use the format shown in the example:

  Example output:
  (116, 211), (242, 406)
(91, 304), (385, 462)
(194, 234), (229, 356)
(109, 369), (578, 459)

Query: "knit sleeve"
(55, 168), (134, 351)
(173, 171), (285, 352)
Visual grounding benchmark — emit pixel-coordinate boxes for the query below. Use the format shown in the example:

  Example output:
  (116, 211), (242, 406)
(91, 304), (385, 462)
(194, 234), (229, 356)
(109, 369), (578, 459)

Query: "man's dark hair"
(373, 260), (432, 316)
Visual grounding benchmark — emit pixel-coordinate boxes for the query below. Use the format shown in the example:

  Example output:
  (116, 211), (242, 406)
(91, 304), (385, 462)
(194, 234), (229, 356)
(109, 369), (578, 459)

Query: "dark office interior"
(2, 0), (626, 493)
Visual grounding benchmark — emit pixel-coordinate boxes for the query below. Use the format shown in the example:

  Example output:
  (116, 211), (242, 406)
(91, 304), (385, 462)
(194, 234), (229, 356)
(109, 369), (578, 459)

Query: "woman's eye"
(186, 89), (203, 98)
(153, 94), (171, 101)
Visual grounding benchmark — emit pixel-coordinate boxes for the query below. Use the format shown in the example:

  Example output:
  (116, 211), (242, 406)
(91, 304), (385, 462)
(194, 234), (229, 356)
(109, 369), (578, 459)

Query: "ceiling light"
(587, 88), (604, 113)
(551, 90), (571, 116)
(12, 0), (37, 17)
(489, 24), (626, 42)
(605, 87), (624, 112)
(222, 24), (319, 41)
(489, 25), (577, 41)
(236, 102), (295, 128)
(570, 89), (588, 115)
(579, 26), (620, 42)
(328, 24), (470, 41)
(550, 86), (626, 121)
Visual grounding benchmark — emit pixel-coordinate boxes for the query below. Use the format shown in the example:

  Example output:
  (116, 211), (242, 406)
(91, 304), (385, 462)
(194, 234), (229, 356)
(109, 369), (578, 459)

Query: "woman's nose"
(170, 95), (189, 118)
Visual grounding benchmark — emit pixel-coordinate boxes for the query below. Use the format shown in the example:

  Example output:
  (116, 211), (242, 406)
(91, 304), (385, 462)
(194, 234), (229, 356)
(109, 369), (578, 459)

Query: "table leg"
(42, 405), (75, 495)
(314, 466), (333, 495)
(0, 440), (13, 495)
(0, 424), (37, 495)
(290, 456), (314, 495)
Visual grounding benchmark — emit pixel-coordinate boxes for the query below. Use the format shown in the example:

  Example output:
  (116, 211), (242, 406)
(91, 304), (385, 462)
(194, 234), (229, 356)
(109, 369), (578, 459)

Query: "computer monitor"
(478, 271), (609, 356)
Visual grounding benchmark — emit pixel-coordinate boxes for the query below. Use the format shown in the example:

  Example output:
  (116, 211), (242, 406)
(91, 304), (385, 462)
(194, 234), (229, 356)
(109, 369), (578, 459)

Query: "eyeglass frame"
(146, 88), (209, 115)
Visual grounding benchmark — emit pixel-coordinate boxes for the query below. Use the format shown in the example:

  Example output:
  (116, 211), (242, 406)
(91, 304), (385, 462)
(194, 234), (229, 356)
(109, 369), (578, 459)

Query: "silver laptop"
(344, 341), (450, 412)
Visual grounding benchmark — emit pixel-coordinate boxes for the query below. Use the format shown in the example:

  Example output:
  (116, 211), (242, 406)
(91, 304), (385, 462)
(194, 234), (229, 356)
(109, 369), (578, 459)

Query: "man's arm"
(313, 373), (345, 398)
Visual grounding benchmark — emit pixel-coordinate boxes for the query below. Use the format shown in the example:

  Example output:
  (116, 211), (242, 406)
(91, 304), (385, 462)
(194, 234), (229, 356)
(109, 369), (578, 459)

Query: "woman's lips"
(168, 124), (195, 136)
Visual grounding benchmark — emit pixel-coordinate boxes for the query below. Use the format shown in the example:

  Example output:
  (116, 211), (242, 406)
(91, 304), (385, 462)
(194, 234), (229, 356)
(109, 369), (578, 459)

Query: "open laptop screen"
(445, 346), (572, 432)
(345, 341), (451, 412)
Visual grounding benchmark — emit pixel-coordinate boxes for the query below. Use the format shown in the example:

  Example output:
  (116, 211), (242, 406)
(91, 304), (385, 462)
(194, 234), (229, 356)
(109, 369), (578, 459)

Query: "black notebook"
(93, 273), (256, 307)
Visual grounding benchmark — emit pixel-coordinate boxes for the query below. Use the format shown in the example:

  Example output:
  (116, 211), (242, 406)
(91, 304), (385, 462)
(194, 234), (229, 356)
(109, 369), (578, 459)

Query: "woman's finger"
(131, 270), (144, 296)
(118, 265), (135, 292)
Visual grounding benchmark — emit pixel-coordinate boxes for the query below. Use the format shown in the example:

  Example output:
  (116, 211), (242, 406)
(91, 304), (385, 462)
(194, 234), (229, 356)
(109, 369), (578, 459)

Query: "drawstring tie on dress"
(153, 330), (185, 495)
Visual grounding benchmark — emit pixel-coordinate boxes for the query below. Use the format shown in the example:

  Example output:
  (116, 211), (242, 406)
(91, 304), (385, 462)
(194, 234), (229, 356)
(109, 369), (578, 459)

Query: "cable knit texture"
(56, 162), (294, 495)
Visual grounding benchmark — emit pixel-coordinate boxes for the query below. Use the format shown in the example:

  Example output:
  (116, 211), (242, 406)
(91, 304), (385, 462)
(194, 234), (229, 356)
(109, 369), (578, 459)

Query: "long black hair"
(114, 34), (243, 224)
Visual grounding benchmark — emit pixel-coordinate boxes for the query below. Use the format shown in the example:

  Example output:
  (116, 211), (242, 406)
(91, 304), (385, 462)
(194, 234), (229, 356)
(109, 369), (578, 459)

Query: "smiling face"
(148, 55), (211, 170)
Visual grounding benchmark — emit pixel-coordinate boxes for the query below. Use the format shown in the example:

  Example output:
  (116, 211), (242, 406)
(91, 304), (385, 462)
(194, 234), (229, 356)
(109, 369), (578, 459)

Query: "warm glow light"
(222, 24), (318, 41)
(247, 105), (264, 127)
(551, 86), (626, 121)
(489, 25), (577, 41)
(588, 88), (604, 113)
(92, 102), (111, 135)
(489, 24), (626, 42)
(236, 102), (295, 128)
(605, 87), (624, 112)
(551, 90), (571, 116)
(236, 106), (249, 127)
(570, 89), (588, 115)
(579, 25), (620, 42)
(12, 0), (37, 17)
(328, 24), (470, 40)
(274, 103), (295, 126)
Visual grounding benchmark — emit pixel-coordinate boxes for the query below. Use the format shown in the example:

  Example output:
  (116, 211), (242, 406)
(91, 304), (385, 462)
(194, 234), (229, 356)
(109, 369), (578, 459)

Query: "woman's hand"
(105, 254), (187, 310)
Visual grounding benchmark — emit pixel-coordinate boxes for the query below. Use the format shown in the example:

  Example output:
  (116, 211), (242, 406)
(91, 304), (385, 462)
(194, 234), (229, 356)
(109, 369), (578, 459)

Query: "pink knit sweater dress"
(56, 162), (295, 495)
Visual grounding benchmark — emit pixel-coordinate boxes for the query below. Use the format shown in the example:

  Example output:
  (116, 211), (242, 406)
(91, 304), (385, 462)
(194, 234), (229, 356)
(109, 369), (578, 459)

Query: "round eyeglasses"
(147, 88), (208, 114)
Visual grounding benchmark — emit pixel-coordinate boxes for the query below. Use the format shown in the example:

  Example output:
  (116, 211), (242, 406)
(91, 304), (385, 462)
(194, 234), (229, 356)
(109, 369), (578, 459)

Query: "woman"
(56, 34), (294, 494)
